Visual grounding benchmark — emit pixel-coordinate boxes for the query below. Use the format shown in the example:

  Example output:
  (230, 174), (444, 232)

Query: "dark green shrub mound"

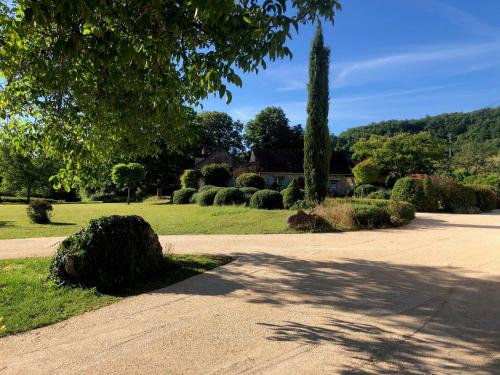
(366, 189), (390, 200)
(282, 179), (304, 209)
(172, 188), (196, 204)
(198, 184), (218, 192)
(421, 176), (439, 212)
(180, 169), (201, 189)
(198, 187), (223, 206)
(235, 173), (265, 189)
(387, 201), (415, 226)
(352, 204), (390, 228)
(201, 163), (230, 186)
(240, 187), (258, 204)
(431, 176), (477, 213)
(250, 189), (284, 209)
(354, 184), (377, 198)
(391, 177), (424, 210)
(213, 187), (245, 206)
(467, 185), (497, 211)
(50, 215), (164, 290)
(26, 199), (53, 224)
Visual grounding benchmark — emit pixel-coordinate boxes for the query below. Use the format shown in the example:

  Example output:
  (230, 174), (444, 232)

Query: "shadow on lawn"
(0, 221), (13, 227)
(156, 252), (500, 374)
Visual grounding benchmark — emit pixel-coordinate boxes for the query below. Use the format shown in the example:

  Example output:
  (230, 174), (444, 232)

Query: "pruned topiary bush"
(240, 187), (258, 205)
(50, 215), (164, 290)
(282, 179), (303, 209)
(172, 188), (196, 204)
(352, 204), (391, 228)
(198, 187), (223, 206)
(180, 169), (201, 189)
(235, 173), (265, 189)
(26, 199), (53, 224)
(201, 163), (230, 186)
(354, 184), (377, 198)
(198, 184), (218, 192)
(250, 189), (284, 209)
(366, 189), (390, 200)
(467, 185), (497, 211)
(391, 177), (424, 210)
(213, 187), (245, 206)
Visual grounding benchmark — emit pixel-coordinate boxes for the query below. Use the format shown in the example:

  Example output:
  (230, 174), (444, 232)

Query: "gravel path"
(1, 211), (499, 374)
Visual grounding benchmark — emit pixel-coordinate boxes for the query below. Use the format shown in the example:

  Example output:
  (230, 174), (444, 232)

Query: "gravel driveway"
(1, 211), (499, 374)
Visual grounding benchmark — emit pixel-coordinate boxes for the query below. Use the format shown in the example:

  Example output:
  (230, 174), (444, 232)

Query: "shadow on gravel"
(158, 252), (500, 374)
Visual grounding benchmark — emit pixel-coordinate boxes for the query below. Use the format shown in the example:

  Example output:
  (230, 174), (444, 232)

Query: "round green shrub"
(180, 169), (201, 189)
(201, 163), (230, 186)
(213, 187), (245, 206)
(50, 215), (164, 290)
(282, 179), (303, 209)
(198, 187), (223, 206)
(172, 188), (196, 204)
(26, 199), (53, 224)
(249, 189), (284, 209)
(387, 201), (415, 226)
(240, 187), (258, 204)
(198, 184), (218, 192)
(431, 176), (477, 213)
(354, 184), (377, 198)
(235, 173), (265, 189)
(391, 177), (424, 210)
(467, 185), (497, 211)
(352, 204), (390, 228)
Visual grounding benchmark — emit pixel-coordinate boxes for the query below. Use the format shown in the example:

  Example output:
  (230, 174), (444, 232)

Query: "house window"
(274, 176), (284, 187)
(329, 180), (338, 191)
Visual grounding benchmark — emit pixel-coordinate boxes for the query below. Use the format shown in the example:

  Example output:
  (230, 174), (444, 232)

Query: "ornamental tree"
(111, 163), (146, 204)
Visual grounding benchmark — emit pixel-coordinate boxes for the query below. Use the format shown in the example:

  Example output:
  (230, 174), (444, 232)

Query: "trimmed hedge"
(366, 189), (390, 200)
(180, 169), (200, 189)
(26, 199), (53, 224)
(240, 187), (258, 204)
(391, 177), (425, 210)
(235, 173), (265, 189)
(250, 189), (284, 209)
(198, 185), (218, 192)
(282, 179), (303, 209)
(197, 187), (223, 206)
(50, 215), (164, 290)
(467, 185), (497, 211)
(352, 204), (390, 228)
(354, 184), (377, 198)
(213, 188), (245, 206)
(172, 188), (196, 204)
(201, 163), (230, 186)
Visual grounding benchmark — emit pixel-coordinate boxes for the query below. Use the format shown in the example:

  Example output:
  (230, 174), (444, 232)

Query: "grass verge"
(0, 254), (232, 337)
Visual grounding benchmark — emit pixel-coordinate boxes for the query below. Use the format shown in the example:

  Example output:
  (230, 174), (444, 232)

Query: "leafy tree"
(0, 0), (341, 183)
(195, 112), (244, 155)
(448, 142), (499, 176)
(180, 169), (201, 189)
(352, 132), (446, 182)
(244, 107), (304, 149)
(200, 163), (230, 187)
(304, 24), (331, 203)
(352, 158), (385, 185)
(111, 163), (146, 204)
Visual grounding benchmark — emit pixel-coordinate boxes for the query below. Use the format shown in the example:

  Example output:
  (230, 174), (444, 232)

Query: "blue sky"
(201, 0), (500, 135)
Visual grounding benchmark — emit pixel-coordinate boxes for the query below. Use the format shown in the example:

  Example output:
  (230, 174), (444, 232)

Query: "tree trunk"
(27, 184), (32, 204)
(127, 185), (131, 205)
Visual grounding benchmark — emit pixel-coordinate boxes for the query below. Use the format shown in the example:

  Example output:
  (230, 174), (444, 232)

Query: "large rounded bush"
(366, 189), (390, 200)
(213, 187), (245, 206)
(250, 189), (284, 209)
(180, 169), (200, 189)
(391, 177), (424, 210)
(198, 184), (218, 192)
(201, 163), (230, 186)
(467, 185), (497, 211)
(172, 188), (196, 204)
(27, 199), (53, 224)
(198, 187), (223, 206)
(354, 184), (377, 198)
(282, 179), (303, 209)
(235, 173), (265, 189)
(352, 204), (390, 228)
(240, 187), (258, 204)
(50, 215), (164, 290)
(431, 176), (477, 213)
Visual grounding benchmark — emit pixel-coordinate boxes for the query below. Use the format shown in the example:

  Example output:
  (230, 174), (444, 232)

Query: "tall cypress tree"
(304, 24), (331, 203)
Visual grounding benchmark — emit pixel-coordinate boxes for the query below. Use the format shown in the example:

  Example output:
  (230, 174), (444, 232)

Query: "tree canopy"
(0, 0), (341, 186)
(244, 106), (304, 149)
(195, 112), (244, 155)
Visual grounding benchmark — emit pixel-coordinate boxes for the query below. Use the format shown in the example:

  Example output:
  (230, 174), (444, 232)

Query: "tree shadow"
(156, 252), (500, 373)
(409, 216), (500, 230)
(0, 221), (13, 228)
(49, 222), (77, 226)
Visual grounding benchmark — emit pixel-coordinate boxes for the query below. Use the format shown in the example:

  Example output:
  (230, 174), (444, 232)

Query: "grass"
(0, 202), (293, 239)
(0, 254), (232, 337)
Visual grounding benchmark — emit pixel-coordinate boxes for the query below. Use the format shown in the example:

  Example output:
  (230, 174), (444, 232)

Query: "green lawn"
(0, 203), (293, 239)
(0, 254), (232, 337)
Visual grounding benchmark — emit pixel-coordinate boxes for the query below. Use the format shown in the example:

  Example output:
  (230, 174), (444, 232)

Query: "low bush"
(50, 215), (164, 290)
(198, 187), (224, 206)
(430, 176), (476, 213)
(240, 187), (258, 204)
(282, 179), (303, 209)
(467, 185), (497, 211)
(180, 169), (201, 189)
(26, 199), (53, 224)
(235, 173), (265, 189)
(201, 163), (230, 186)
(421, 175), (439, 212)
(190, 192), (200, 204)
(352, 204), (390, 228)
(290, 199), (313, 210)
(366, 189), (390, 200)
(354, 184), (377, 197)
(198, 185), (218, 192)
(287, 210), (333, 232)
(172, 188), (196, 204)
(391, 177), (425, 210)
(213, 188), (245, 206)
(387, 201), (416, 226)
(250, 189), (284, 209)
